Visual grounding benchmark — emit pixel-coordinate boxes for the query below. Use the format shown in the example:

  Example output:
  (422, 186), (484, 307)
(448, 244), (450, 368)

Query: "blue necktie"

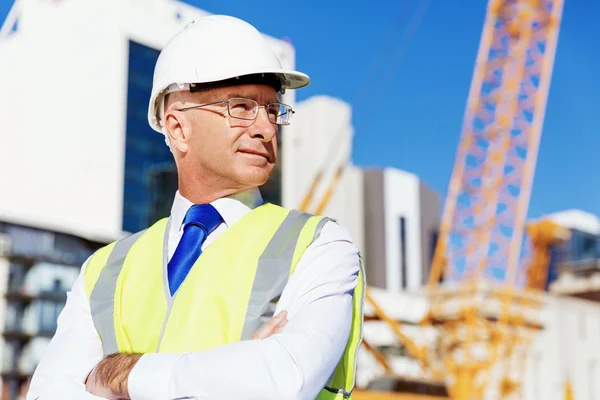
(167, 203), (223, 296)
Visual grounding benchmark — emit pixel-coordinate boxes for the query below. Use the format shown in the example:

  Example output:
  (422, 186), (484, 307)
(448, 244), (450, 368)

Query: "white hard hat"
(148, 15), (310, 134)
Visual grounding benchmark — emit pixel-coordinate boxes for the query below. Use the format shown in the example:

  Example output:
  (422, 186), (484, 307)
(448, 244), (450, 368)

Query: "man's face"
(164, 84), (279, 191)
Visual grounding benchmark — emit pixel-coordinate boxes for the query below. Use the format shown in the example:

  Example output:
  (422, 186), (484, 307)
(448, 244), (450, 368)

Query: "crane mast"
(428, 0), (564, 288)
(418, 1), (565, 399)
(300, 1), (566, 398)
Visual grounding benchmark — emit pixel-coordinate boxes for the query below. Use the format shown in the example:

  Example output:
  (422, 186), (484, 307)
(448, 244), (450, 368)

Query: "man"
(27, 14), (364, 400)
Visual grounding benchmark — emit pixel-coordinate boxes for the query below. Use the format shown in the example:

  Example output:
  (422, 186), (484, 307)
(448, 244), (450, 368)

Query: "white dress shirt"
(27, 188), (360, 400)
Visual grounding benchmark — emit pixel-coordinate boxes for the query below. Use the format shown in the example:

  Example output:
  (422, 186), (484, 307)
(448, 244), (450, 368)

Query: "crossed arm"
(84, 311), (289, 399)
(27, 222), (360, 400)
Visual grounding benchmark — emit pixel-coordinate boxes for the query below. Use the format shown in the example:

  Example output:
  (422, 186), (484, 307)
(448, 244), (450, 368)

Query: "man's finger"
(252, 311), (288, 340)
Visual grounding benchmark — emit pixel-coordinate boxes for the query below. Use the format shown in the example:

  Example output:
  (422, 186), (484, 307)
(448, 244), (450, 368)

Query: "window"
(122, 41), (176, 233)
(430, 230), (443, 283)
(4, 226), (53, 258)
(2, 224), (97, 266)
(7, 263), (25, 292)
(567, 230), (599, 262)
(545, 247), (560, 288)
(399, 216), (407, 289)
(4, 304), (19, 332)
(53, 232), (98, 265)
(430, 231), (438, 262)
(37, 280), (68, 334)
(38, 301), (60, 333)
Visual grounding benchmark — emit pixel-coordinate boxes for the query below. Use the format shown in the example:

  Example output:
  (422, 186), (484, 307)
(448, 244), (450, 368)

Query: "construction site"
(0, 0), (599, 399)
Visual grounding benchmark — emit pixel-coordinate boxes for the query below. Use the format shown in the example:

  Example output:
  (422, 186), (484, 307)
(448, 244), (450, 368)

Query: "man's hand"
(85, 311), (288, 398)
(252, 311), (288, 339)
(85, 353), (141, 399)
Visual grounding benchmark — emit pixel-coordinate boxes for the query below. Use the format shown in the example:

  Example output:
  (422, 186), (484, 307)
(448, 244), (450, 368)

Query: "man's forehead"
(194, 84), (279, 101)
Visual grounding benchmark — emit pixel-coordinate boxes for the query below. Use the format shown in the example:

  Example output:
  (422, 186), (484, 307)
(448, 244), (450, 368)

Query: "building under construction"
(1, 0), (599, 399)
(352, 0), (600, 399)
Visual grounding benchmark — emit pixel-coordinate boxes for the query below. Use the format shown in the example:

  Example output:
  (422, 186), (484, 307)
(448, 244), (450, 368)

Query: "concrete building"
(0, 0), (300, 242)
(355, 208), (600, 398)
(547, 209), (600, 301)
(362, 168), (441, 293)
(0, 223), (102, 399)
(289, 96), (364, 252)
(0, 0), (304, 397)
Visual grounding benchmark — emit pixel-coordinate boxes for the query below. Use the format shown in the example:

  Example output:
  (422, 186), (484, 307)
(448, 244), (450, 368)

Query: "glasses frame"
(176, 97), (295, 126)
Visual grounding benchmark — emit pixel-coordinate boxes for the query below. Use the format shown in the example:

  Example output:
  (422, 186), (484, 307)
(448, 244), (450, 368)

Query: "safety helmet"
(147, 15), (311, 134)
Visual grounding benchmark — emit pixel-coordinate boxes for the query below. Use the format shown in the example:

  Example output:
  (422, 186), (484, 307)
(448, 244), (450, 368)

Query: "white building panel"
(290, 96), (364, 251)
(383, 168), (422, 292)
(0, 0), (298, 243)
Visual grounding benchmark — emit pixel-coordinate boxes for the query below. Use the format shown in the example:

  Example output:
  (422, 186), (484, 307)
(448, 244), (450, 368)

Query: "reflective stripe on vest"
(89, 228), (147, 356)
(240, 208), (313, 340)
(84, 203), (364, 399)
(321, 253), (365, 399)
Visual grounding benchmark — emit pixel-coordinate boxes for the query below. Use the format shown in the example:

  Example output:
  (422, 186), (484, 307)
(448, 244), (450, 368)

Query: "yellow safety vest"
(83, 203), (365, 399)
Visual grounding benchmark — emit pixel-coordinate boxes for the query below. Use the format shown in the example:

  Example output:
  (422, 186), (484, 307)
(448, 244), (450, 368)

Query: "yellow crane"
(298, 0), (566, 399)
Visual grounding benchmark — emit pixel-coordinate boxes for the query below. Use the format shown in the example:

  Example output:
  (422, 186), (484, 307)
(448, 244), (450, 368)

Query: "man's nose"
(249, 107), (277, 141)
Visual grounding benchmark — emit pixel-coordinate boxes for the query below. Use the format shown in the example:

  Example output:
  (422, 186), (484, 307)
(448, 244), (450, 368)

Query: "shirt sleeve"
(128, 221), (361, 400)
(26, 258), (106, 400)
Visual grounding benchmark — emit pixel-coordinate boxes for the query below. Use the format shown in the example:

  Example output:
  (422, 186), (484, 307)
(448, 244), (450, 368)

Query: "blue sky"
(184, 0), (600, 220)
(2, 0), (598, 219)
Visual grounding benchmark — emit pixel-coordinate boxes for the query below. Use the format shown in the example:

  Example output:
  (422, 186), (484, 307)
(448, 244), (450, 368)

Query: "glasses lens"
(228, 98), (258, 121)
(268, 103), (293, 125)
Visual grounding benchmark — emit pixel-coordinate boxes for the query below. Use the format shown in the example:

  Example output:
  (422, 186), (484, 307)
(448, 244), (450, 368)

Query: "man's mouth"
(238, 149), (269, 159)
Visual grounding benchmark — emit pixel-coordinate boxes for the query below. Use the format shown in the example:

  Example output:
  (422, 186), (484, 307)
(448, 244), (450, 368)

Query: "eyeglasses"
(176, 97), (295, 126)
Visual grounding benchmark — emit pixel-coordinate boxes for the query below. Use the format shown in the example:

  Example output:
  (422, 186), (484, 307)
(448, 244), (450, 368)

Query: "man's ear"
(164, 111), (190, 153)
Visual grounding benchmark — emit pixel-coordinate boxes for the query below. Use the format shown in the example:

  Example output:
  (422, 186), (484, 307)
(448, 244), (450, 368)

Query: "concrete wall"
(362, 168), (440, 292)
(362, 170), (386, 289)
(383, 169), (422, 292)
(289, 96), (364, 252)
(332, 165), (365, 254)
(419, 182), (440, 285)
(518, 295), (600, 400)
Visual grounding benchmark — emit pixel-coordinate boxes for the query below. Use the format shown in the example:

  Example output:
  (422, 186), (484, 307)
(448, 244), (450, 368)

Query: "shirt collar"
(170, 188), (264, 231)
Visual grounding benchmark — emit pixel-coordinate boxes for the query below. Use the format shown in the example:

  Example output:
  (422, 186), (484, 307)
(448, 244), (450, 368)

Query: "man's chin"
(237, 166), (273, 187)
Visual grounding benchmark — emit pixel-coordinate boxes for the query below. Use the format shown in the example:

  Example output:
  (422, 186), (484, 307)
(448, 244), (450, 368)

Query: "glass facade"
(549, 228), (600, 277)
(560, 229), (600, 262)
(1, 224), (99, 267)
(123, 40), (176, 233)
(541, 228), (600, 290)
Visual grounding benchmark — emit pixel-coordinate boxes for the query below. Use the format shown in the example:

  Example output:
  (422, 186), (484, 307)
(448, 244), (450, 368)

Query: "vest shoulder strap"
(84, 222), (161, 297)
(85, 226), (153, 354)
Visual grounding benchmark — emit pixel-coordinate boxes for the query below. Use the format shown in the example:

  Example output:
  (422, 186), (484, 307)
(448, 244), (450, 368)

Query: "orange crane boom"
(429, 0), (564, 288)
(297, 1), (565, 399)
(421, 1), (565, 398)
